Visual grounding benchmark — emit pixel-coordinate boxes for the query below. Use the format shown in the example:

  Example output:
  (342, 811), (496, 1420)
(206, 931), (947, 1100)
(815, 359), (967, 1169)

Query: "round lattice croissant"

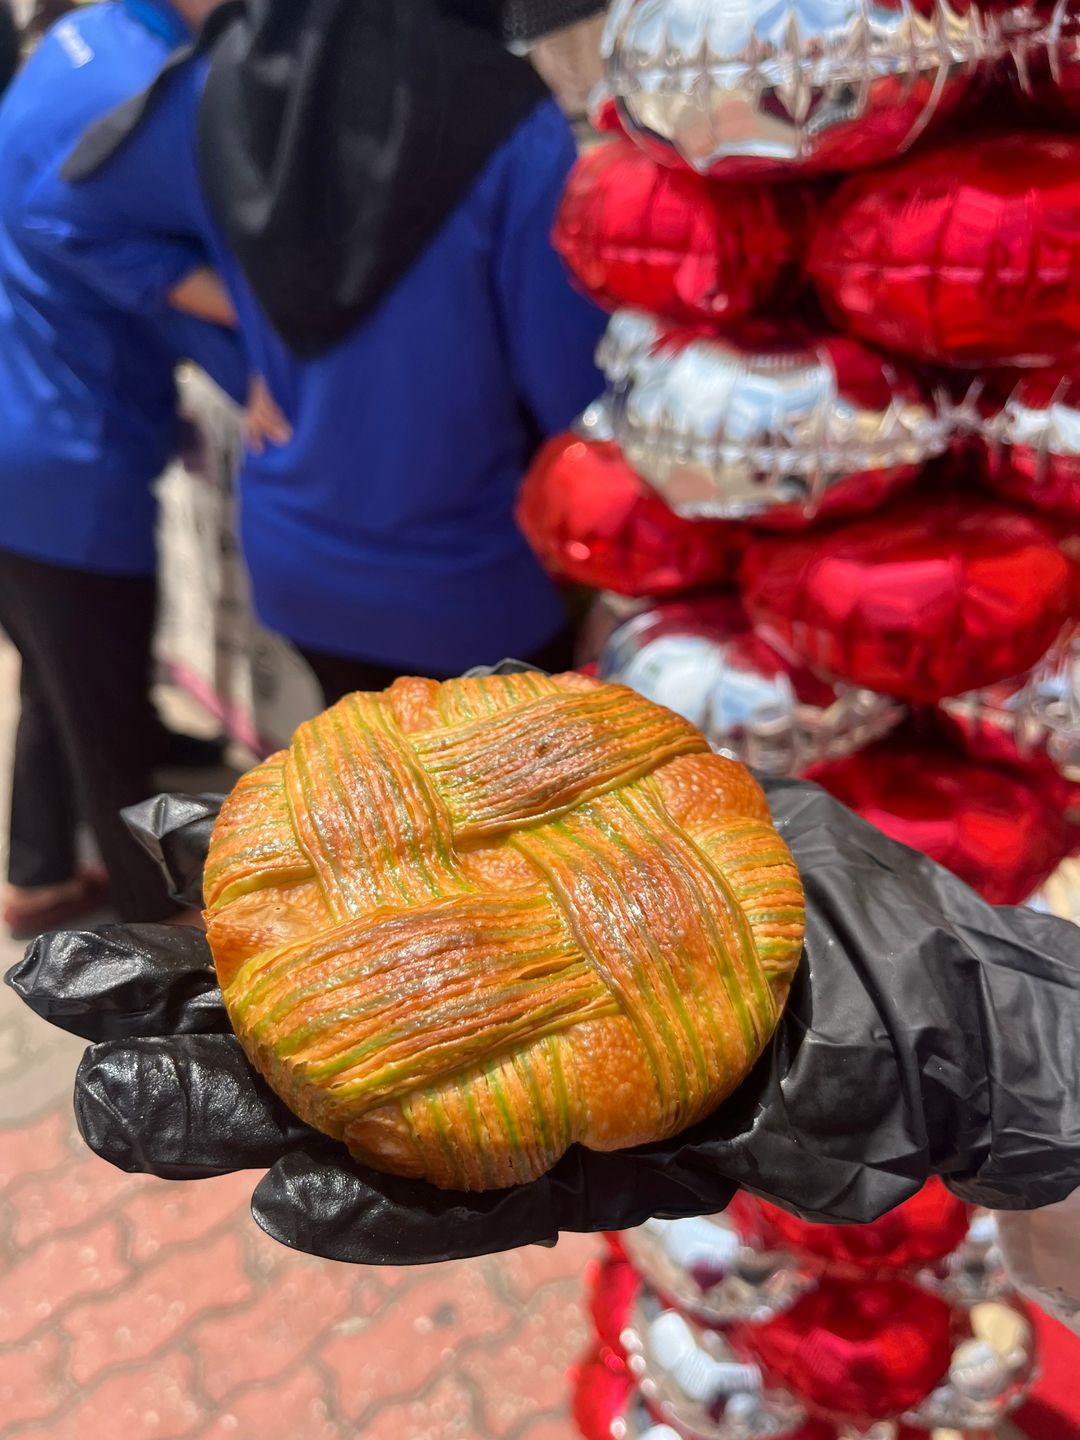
(204, 673), (805, 1191)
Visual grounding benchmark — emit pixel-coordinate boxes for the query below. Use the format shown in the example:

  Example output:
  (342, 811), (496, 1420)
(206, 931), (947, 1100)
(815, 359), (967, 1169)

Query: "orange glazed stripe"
(204, 762), (313, 909)
(225, 893), (616, 1118)
(617, 785), (775, 1052)
(434, 671), (563, 726)
(513, 789), (767, 1128)
(285, 697), (469, 922)
(413, 687), (707, 839)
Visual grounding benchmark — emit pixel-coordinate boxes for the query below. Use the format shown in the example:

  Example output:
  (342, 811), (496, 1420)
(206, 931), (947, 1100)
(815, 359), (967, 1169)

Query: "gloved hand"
(7, 727), (1080, 1266)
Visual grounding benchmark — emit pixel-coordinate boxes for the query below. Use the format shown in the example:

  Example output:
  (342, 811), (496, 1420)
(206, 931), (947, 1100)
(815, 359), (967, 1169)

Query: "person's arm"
(494, 100), (607, 437)
(168, 265), (236, 327)
(243, 375), (292, 455)
(19, 59), (225, 322)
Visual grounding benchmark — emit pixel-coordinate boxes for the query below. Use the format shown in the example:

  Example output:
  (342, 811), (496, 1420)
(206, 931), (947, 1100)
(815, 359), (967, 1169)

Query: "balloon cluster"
(516, 0), (1080, 911)
(573, 1193), (1038, 1440)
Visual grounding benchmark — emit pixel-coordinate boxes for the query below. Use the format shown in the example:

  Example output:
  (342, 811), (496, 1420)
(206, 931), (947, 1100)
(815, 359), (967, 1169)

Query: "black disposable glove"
(8, 721), (1080, 1266)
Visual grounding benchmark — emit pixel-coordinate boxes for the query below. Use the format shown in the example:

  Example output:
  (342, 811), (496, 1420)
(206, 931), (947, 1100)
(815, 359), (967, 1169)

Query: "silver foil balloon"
(577, 591), (650, 668)
(608, 328), (950, 523)
(941, 621), (1080, 782)
(622, 1290), (810, 1440)
(600, 598), (905, 776)
(1028, 855), (1080, 924)
(921, 1211), (1012, 1307)
(597, 307), (666, 392)
(626, 1399), (699, 1440)
(619, 1214), (815, 1326)
(593, 1387), (717, 1440)
(603, 0), (996, 178)
(902, 1298), (1037, 1430)
(962, 369), (1080, 520)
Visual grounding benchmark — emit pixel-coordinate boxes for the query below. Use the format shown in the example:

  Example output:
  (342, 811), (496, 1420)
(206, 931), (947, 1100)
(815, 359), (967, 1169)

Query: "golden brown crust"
(205, 674), (805, 1191)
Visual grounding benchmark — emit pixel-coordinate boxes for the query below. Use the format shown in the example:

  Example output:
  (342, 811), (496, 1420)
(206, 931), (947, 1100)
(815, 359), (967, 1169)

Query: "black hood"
(197, 0), (550, 357)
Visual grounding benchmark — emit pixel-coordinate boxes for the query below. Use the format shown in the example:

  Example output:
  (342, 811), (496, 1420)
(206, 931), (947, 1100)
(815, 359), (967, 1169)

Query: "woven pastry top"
(205, 672), (805, 1191)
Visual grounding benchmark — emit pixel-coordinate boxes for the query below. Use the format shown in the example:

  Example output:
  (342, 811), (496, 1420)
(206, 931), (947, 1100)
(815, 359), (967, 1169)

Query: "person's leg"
(522, 624), (576, 675)
(297, 649), (407, 709)
(7, 652), (78, 890)
(0, 550), (173, 922)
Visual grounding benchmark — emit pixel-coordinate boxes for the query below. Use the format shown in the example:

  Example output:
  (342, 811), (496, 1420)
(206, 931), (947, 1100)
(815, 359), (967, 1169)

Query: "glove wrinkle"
(252, 1150), (560, 1265)
(122, 793), (225, 907)
(7, 924), (225, 1041)
(75, 1034), (314, 1180)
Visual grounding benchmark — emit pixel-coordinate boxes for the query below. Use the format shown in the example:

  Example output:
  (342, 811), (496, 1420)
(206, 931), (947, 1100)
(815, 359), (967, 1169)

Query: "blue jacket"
(27, 50), (606, 669)
(0, 0), (245, 575)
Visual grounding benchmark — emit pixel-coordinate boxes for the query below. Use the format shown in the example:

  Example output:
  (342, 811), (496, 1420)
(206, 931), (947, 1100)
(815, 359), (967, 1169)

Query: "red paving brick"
(322, 1261), (519, 1419)
(358, 1370), (482, 1440)
(494, 1236), (597, 1304)
(516, 1418), (574, 1439)
(202, 1365), (340, 1438)
(0, 1218), (130, 1344)
(0, 1112), (70, 1192)
(122, 1172), (254, 1264)
(8, 1154), (139, 1249)
(10, 1349), (206, 1440)
(191, 1258), (353, 1402)
(0, 1331), (66, 1428)
(462, 1283), (590, 1438)
(63, 1228), (253, 1384)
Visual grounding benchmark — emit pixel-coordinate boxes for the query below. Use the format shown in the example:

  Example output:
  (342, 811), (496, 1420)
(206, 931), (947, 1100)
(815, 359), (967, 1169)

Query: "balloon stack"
(517, 0), (1080, 912)
(522, 6), (1077, 1424)
(573, 1192), (1039, 1440)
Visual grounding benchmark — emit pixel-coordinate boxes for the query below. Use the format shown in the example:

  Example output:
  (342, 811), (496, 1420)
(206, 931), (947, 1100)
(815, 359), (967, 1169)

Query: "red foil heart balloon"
(808, 732), (1073, 905)
(554, 138), (812, 324)
(590, 88), (624, 135)
(571, 1348), (636, 1440)
(517, 432), (745, 597)
(740, 495), (1074, 702)
(747, 1181), (972, 1280)
(972, 369), (1080, 520)
(588, 1256), (640, 1355)
(810, 134), (1080, 367)
(738, 1277), (954, 1423)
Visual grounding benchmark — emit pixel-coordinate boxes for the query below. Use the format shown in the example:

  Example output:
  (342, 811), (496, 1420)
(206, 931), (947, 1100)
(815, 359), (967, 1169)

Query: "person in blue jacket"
(0, 0), (247, 935)
(33, 0), (607, 711)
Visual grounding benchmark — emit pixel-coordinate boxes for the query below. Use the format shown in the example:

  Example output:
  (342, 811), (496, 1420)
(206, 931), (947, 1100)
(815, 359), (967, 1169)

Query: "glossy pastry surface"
(205, 672), (805, 1190)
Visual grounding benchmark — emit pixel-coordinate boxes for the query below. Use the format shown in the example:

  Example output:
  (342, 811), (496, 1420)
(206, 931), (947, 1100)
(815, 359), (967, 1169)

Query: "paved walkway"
(0, 641), (595, 1439)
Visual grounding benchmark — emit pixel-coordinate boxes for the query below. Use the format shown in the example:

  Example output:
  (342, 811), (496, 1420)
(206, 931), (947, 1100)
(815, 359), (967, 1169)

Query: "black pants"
(299, 626), (578, 709)
(0, 549), (172, 922)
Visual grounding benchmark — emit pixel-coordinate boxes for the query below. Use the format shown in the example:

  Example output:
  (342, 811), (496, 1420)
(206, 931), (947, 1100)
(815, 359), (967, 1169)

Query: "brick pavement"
(0, 1075), (598, 1439)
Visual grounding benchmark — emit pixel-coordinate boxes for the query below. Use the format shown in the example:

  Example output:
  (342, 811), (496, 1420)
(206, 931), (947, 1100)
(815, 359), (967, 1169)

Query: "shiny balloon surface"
(604, 0), (992, 178)
(609, 327), (947, 525)
(811, 134), (1080, 366)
